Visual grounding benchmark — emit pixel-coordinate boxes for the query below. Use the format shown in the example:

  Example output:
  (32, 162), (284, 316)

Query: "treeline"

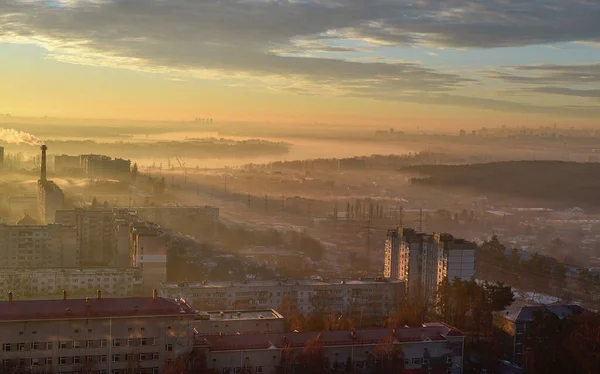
(477, 236), (600, 304)
(406, 161), (600, 210)
(525, 309), (600, 374)
(7, 138), (290, 160)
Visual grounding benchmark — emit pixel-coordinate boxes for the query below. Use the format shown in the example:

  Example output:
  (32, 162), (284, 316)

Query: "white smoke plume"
(0, 128), (44, 146)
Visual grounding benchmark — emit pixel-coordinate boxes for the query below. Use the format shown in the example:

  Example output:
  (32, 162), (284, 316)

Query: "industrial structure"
(36, 145), (64, 224)
(384, 227), (476, 302)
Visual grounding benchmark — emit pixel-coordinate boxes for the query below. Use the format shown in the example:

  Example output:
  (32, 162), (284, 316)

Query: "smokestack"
(62, 290), (67, 300)
(97, 290), (101, 300)
(8, 292), (13, 302)
(152, 289), (158, 300)
(40, 144), (47, 182)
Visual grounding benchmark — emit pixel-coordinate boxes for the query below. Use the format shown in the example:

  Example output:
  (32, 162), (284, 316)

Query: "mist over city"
(1, 0), (600, 374)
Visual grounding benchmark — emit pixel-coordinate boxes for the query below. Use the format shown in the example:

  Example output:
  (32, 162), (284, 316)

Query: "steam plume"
(0, 128), (44, 146)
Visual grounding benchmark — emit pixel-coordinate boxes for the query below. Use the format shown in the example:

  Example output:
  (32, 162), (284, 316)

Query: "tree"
(370, 333), (405, 374)
(131, 162), (139, 181)
(279, 295), (305, 332)
(91, 197), (98, 208)
(296, 334), (328, 374)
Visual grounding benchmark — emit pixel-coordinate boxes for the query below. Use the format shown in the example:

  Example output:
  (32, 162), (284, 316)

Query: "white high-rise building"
(384, 228), (476, 302)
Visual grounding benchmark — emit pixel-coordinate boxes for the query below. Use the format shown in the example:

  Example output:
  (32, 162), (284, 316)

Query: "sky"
(1, 0), (600, 129)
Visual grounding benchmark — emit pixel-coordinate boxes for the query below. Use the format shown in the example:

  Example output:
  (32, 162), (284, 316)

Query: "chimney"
(97, 290), (102, 300)
(62, 290), (67, 300)
(40, 145), (47, 182)
(8, 292), (13, 302)
(152, 289), (158, 300)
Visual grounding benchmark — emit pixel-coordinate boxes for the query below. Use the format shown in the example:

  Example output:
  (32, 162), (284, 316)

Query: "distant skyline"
(1, 0), (600, 128)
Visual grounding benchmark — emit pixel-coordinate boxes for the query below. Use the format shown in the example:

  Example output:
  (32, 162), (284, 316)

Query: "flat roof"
(162, 278), (403, 289)
(206, 309), (283, 321)
(196, 323), (463, 350)
(0, 297), (195, 322)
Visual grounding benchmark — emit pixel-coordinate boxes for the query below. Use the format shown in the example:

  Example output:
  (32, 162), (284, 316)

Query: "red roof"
(0, 297), (195, 322)
(196, 325), (464, 351)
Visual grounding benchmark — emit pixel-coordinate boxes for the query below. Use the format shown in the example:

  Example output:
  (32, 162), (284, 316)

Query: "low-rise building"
(160, 278), (404, 319)
(193, 309), (285, 336)
(0, 293), (196, 374)
(0, 267), (142, 300)
(196, 323), (465, 374)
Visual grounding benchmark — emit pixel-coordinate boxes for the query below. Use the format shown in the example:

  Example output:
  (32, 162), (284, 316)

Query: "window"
(423, 358), (430, 364)
(100, 339), (107, 347)
(152, 368), (159, 374)
(100, 355), (107, 363)
(404, 358), (409, 365)
(46, 342), (53, 350)
(46, 357), (53, 365)
(412, 358), (421, 365)
(141, 338), (147, 346)
(60, 341), (68, 349)
(31, 358), (39, 366)
(166, 357), (173, 365)
(59, 357), (67, 365)
(113, 339), (120, 347)
(112, 354), (121, 363)
(17, 343), (25, 351)
(165, 344), (173, 352)
(127, 338), (134, 347)
(140, 327), (145, 332)
(256, 366), (263, 373)
(2, 344), (10, 352)
(125, 354), (133, 361)
(152, 353), (159, 360)
(87, 356), (94, 363)
(446, 356), (453, 364)
(32, 342), (39, 351)
(88, 329), (93, 333)
(87, 340), (94, 348)
(73, 356), (81, 364)
(73, 340), (81, 348)
(151, 337), (157, 346)
(128, 328), (133, 333)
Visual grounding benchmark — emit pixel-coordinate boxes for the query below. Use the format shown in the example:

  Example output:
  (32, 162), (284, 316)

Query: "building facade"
(384, 228), (476, 302)
(196, 323), (465, 374)
(0, 267), (142, 300)
(80, 154), (131, 181)
(0, 295), (196, 374)
(0, 223), (78, 268)
(160, 278), (404, 319)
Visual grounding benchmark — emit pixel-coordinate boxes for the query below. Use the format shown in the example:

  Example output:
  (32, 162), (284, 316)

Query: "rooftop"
(200, 309), (283, 321)
(498, 304), (585, 323)
(0, 296), (195, 322)
(161, 278), (402, 289)
(195, 323), (463, 351)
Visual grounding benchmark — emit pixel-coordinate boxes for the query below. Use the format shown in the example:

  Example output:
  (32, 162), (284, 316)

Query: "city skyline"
(1, 0), (600, 127)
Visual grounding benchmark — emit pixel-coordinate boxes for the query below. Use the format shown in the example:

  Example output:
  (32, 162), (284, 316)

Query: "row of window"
(3, 353), (161, 366)
(2, 339), (162, 352)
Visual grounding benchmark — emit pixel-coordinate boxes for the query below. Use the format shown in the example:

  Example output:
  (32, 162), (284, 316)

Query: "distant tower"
(0, 146), (4, 170)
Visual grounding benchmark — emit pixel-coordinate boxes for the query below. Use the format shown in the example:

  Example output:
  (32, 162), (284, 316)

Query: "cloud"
(1, 0), (600, 116)
(527, 86), (600, 99)
(486, 63), (600, 85)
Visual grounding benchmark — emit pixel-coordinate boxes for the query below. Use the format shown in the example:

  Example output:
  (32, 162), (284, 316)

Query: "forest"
(407, 161), (600, 210)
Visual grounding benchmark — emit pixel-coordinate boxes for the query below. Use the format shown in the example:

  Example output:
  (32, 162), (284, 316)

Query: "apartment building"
(80, 154), (131, 181)
(194, 309), (285, 336)
(56, 209), (116, 266)
(0, 267), (142, 300)
(196, 323), (465, 374)
(0, 293), (196, 374)
(160, 278), (404, 319)
(384, 228), (476, 302)
(130, 221), (168, 293)
(0, 223), (78, 268)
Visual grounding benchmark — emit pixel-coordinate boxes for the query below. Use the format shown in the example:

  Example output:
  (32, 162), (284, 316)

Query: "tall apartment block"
(37, 145), (64, 224)
(0, 293), (196, 374)
(384, 227), (476, 302)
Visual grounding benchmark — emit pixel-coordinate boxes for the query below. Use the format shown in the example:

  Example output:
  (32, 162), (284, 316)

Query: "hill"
(405, 161), (600, 210)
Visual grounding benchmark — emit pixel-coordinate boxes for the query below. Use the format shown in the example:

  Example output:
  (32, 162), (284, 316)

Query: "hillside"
(405, 161), (600, 210)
